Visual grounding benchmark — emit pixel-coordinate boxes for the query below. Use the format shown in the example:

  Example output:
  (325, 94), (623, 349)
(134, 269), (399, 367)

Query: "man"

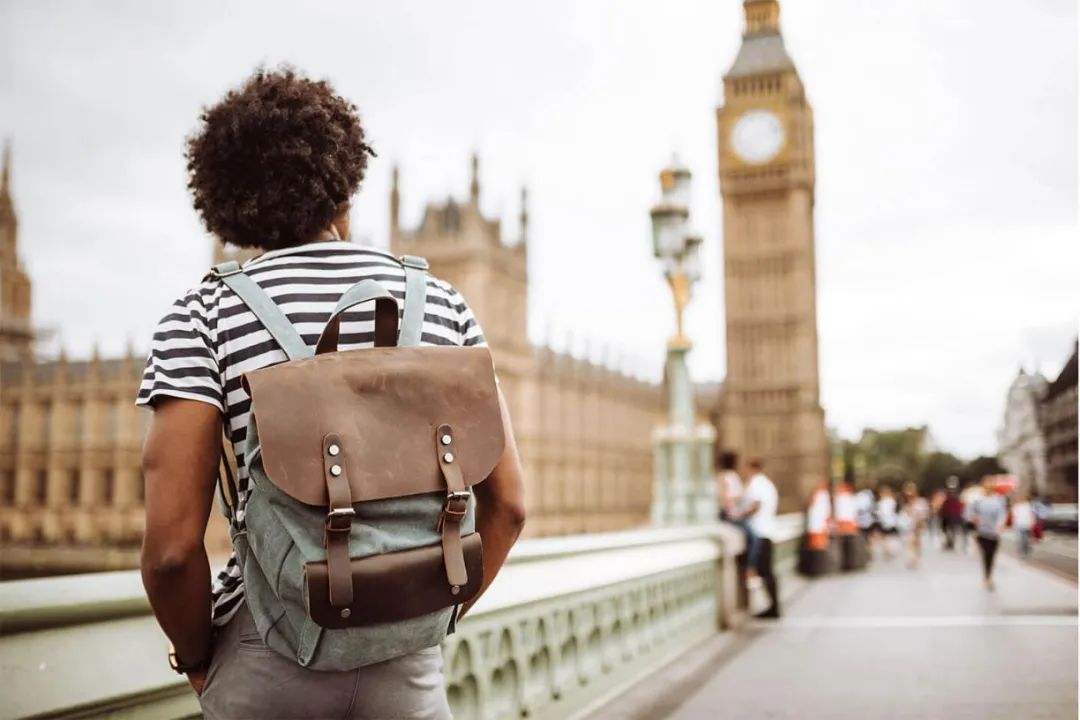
(717, 450), (760, 579)
(733, 458), (780, 619)
(965, 476), (1008, 590)
(138, 68), (527, 719)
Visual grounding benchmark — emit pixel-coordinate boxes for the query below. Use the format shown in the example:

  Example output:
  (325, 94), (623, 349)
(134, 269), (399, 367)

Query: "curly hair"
(185, 66), (375, 250)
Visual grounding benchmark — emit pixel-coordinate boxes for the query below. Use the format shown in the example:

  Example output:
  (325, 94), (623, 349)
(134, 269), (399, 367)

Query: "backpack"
(208, 254), (503, 671)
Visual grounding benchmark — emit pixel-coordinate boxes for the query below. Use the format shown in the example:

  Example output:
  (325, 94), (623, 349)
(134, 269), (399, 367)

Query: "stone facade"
(710, 0), (829, 509)
(997, 368), (1049, 496)
(1039, 344), (1078, 501)
(391, 157), (662, 537)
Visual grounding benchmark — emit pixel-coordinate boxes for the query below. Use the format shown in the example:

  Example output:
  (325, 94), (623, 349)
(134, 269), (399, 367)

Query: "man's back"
(743, 473), (778, 539)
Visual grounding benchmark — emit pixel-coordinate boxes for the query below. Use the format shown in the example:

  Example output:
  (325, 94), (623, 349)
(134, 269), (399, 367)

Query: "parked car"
(1041, 504), (1079, 533)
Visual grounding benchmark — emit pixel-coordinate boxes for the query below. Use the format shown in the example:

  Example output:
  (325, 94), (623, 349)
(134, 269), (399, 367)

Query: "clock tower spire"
(715, 0), (828, 508)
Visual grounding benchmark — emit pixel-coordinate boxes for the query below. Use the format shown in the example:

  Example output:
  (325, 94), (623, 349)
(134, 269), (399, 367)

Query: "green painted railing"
(0, 516), (804, 720)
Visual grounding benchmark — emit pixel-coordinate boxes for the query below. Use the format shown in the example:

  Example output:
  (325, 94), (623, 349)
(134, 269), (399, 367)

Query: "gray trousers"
(199, 604), (452, 719)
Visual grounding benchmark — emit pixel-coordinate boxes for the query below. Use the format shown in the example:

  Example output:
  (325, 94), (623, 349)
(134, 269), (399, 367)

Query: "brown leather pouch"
(305, 533), (484, 629)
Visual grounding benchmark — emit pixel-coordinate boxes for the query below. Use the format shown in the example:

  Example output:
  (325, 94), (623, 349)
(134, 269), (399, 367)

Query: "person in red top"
(940, 476), (965, 551)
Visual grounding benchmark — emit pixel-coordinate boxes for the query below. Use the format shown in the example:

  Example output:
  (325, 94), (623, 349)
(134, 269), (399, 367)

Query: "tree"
(919, 451), (966, 494)
(959, 456), (1006, 486)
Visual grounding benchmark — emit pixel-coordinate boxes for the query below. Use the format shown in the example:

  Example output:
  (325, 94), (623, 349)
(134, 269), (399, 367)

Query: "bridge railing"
(0, 515), (803, 720)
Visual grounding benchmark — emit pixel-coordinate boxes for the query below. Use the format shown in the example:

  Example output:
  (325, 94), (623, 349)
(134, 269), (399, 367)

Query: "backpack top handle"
(315, 280), (400, 355)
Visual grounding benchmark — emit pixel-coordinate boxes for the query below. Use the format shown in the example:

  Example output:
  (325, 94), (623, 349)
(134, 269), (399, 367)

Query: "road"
(668, 544), (1078, 719)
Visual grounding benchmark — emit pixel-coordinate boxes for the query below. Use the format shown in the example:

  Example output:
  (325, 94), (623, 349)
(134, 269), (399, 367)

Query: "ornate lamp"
(648, 159), (716, 526)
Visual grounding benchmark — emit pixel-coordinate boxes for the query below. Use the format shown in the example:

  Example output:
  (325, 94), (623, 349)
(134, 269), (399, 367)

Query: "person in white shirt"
(1011, 492), (1036, 558)
(731, 458), (780, 619)
(875, 486), (900, 558)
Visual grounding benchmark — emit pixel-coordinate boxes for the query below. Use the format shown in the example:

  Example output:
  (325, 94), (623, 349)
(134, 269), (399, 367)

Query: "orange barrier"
(833, 483), (857, 535)
(805, 484), (831, 550)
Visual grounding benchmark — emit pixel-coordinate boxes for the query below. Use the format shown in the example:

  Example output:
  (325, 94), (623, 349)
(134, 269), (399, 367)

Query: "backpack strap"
(435, 424), (470, 593)
(209, 261), (310, 361)
(399, 255), (429, 347)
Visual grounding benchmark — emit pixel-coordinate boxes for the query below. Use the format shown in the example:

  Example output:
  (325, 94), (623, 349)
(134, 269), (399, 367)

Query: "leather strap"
(209, 261), (311, 361)
(315, 280), (399, 354)
(399, 255), (429, 348)
(435, 424), (469, 592)
(322, 433), (355, 610)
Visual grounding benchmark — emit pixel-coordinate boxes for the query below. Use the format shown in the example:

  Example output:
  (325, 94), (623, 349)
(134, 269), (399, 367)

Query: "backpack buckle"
(208, 261), (243, 279)
(325, 506), (356, 533)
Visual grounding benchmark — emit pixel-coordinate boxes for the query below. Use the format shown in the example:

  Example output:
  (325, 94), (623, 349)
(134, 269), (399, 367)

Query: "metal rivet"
(330, 464), (342, 477)
(443, 452), (455, 463)
(328, 444), (340, 457)
(441, 434), (452, 446)
(341, 608), (351, 618)
(451, 585), (460, 596)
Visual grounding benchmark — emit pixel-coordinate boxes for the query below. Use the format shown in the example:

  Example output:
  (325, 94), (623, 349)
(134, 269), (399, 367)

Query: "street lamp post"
(650, 160), (716, 526)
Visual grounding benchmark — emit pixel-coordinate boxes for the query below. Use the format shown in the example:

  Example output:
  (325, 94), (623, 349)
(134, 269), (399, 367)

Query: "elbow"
(504, 500), (527, 532)
(140, 534), (204, 585)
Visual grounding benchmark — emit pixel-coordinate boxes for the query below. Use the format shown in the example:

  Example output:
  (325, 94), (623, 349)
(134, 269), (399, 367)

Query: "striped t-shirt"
(135, 240), (486, 625)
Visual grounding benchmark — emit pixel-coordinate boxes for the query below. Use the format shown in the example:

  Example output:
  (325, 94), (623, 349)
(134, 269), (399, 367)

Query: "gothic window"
(1, 471), (14, 505)
(102, 469), (115, 505)
(7, 405), (19, 449)
(35, 470), (47, 504)
(39, 404), (51, 446)
(68, 469), (80, 504)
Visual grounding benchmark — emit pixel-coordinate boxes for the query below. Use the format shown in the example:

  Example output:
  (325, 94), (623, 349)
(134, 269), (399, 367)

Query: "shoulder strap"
(399, 255), (428, 347)
(209, 261), (310, 361)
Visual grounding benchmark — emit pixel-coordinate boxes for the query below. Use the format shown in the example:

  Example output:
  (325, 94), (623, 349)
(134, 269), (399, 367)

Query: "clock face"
(730, 110), (785, 165)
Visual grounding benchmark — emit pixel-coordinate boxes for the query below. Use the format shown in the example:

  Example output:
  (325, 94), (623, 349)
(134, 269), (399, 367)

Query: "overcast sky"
(1, 0), (1076, 458)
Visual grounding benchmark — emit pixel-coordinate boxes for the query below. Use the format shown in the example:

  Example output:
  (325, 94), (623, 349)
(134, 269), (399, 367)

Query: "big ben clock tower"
(717, 0), (828, 508)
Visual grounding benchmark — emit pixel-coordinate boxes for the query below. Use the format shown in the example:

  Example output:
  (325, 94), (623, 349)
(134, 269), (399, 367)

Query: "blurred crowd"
(853, 475), (1051, 587)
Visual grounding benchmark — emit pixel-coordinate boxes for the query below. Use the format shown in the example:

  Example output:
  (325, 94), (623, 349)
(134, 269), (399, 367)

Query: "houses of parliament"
(0, 0), (828, 575)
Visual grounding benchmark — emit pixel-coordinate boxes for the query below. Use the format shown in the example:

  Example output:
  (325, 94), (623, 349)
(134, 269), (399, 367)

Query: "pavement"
(663, 541), (1078, 720)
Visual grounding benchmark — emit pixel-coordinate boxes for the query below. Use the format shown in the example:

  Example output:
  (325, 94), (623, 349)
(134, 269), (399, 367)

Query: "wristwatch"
(168, 642), (210, 675)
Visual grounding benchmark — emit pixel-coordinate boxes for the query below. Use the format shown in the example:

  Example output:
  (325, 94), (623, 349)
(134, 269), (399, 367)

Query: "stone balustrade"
(0, 516), (803, 720)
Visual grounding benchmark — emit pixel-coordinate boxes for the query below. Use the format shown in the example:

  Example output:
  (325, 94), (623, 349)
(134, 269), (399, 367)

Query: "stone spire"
(469, 153), (480, 205)
(1, 138), (16, 258)
(390, 164), (401, 241)
(743, 0), (781, 35)
(519, 186), (529, 245)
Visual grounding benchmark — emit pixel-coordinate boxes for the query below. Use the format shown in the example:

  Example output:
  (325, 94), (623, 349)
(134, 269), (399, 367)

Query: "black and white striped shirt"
(135, 241), (486, 625)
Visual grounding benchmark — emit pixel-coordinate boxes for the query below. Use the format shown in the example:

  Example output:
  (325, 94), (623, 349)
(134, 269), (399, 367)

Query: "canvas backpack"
(208, 254), (503, 671)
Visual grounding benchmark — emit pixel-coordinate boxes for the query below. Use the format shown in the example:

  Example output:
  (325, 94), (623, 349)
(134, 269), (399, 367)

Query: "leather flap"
(304, 533), (484, 629)
(244, 346), (504, 506)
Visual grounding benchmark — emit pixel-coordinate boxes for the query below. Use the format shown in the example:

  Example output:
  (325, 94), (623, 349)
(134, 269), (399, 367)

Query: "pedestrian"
(965, 476), (1008, 590)
(1011, 491), (1036, 558)
(716, 450), (760, 578)
(731, 458), (780, 619)
(854, 481), (878, 558)
(928, 488), (946, 545)
(875, 485), (900, 558)
(940, 477), (965, 551)
(137, 67), (527, 719)
(900, 482), (929, 569)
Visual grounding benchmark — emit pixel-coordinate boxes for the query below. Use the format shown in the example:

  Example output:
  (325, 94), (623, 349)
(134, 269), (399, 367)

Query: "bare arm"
(140, 398), (221, 690)
(460, 386), (527, 618)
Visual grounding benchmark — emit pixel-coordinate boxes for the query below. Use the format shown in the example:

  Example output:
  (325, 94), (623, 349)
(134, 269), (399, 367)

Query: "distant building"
(997, 368), (1049, 496)
(1039, 343), (1078, 501)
